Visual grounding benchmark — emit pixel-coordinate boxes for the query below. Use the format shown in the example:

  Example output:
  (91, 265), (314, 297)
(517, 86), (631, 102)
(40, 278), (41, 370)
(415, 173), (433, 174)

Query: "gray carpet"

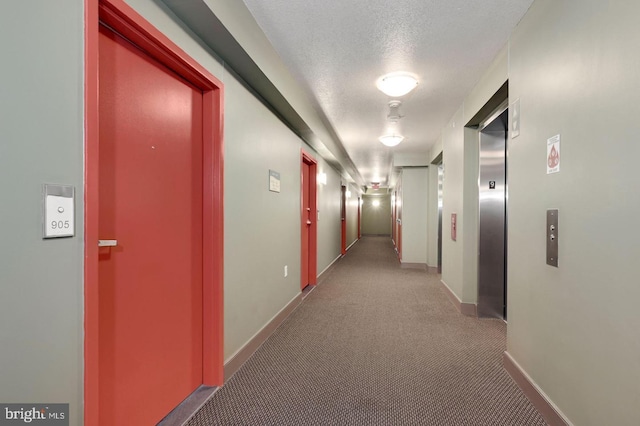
(187, 236), (546, 425)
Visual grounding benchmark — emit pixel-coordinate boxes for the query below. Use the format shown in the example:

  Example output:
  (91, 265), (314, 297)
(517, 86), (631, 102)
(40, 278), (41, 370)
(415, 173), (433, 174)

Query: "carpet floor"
(187, 236), (546, 425)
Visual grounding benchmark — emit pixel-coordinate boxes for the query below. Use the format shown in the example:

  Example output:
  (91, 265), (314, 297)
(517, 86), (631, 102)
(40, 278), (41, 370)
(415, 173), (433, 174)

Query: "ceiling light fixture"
(379, 134), (404, 147)
(376, 72), (419, 97)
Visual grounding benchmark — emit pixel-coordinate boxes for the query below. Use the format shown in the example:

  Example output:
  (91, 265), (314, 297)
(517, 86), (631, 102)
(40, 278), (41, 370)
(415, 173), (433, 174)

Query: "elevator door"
(478, 109), (508, 319)
(437, 163), (444, 274)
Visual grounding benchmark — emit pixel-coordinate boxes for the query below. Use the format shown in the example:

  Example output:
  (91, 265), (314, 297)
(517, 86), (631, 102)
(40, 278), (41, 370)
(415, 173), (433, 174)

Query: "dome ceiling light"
(379, 134), (404, 147)
(376, 72), (419, 97)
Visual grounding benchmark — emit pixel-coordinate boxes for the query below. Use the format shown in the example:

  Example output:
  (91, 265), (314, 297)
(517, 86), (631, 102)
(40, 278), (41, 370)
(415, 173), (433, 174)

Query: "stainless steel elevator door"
(478, 109), (508, 319)
(437, 163), (444, 274)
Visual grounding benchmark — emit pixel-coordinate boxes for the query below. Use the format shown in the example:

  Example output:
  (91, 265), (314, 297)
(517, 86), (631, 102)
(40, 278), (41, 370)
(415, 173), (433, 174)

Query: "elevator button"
(546, 209), (559, 267)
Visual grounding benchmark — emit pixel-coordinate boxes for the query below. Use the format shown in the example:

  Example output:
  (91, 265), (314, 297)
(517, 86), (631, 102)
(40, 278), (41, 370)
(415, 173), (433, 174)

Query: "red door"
(392, 191), (397, 245)
(300, 152), (318, 290)
(341, 185), (347, 255)
(98, 24), (204, 425)
(357, 197), (361, 239)
(397, 190), (403, 260)
(301, 161), (311, 289)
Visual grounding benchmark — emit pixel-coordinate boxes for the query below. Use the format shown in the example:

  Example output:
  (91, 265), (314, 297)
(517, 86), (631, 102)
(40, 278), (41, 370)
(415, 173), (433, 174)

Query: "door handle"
(98, 239), (118, 247)
(306, 221), (312, 225)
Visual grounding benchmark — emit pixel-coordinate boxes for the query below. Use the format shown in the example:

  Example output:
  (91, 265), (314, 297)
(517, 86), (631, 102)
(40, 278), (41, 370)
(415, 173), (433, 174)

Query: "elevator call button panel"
(546, 209), (558, 267)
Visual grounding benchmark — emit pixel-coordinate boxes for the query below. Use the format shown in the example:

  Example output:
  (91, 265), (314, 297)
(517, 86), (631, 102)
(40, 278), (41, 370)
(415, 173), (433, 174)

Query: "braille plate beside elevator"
(546, 209), (558, 267)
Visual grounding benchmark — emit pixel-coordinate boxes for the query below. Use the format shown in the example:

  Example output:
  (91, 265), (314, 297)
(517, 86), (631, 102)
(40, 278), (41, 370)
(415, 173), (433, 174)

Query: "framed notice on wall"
(269, 170), (281, 193)
(547, 134), (560, 174)
(451, 213), (457, 241)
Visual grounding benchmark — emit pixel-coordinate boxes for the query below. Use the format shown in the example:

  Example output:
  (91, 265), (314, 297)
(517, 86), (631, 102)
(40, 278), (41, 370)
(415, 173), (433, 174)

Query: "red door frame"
(301, 150), (318, 289)
(357, 196), (361, 240)
(392, 191), (397, 245)
(340, 185), (347, 255)
(85, 1), (224, 424)
(397, 189), (403, 261)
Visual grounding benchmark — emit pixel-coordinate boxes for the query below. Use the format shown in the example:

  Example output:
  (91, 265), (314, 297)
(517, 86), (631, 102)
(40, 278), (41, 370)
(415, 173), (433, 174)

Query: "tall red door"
(98, 24), (204, 425)
(341, 185), (347, 255)
(300, 152), (317, 290)
(397, 190), (403, 260)
(301, 161), (311, 289)
(392, 191), (397, 244)
(357, 197), (361, 239)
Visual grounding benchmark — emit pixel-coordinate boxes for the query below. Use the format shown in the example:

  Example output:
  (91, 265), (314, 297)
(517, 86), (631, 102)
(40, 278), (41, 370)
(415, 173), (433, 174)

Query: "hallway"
(187, 236), (545, 425)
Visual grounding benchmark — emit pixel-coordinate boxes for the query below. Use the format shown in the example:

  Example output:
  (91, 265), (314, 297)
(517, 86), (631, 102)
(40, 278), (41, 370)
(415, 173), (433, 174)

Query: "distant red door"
(301, 152), (317, 289)
(341, 185), (347, 255)
(357, 197), (361, 239)
(392, 192), (397, 244)
(397, 191), (403, 260)
(301, 161), (311, 289)
(98, 24), (203, 425)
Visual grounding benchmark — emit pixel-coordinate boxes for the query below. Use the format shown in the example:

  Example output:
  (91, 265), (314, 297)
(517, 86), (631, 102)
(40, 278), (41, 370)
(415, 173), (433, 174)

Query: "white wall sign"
(43, 184), (75, 238)
(269, 170), (281, 193)
(547, 134), (560, 174)
(511, 98), (521, 139)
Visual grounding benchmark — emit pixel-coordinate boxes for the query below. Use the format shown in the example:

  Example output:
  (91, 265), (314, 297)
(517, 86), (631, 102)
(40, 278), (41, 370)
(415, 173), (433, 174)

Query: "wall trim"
(224, 293), (303, 381)
(503, 352), (571, 426)
(345, 238), (359, 252)
(157, 385), (217, 426)
(317, 255), (342, 285)
(400, 262), (428, 270)
(439, 280), (477, 317)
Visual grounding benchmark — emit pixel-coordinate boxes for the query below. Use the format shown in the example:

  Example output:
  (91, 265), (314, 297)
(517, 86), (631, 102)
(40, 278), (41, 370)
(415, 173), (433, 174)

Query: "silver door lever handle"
(98, 240), (118, 247)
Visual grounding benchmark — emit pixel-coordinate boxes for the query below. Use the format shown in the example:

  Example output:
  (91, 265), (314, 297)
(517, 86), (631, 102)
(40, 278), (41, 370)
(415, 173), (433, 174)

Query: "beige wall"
(441, 106), (466, 300)
(399, 168), (429, 264)
(345, 182), (360, 248)
(506, 1), (640, 424)
(0, 1), (84, 424)
(426, 165), (439, 268)
(362, 194), (391, 235)
(439, 0), (640, 423)
(222, 73), (306, 360)
(317, 164), (343, 274)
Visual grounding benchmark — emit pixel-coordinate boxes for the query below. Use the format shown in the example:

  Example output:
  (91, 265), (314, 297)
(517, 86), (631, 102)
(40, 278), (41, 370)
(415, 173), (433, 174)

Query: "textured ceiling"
(241, 0), (534, 187)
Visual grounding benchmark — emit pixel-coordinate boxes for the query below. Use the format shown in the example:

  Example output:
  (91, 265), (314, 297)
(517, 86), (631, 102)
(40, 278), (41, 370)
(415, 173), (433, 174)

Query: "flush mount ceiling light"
(379, 134), (404, 147)
(376, 72), (419, 97)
